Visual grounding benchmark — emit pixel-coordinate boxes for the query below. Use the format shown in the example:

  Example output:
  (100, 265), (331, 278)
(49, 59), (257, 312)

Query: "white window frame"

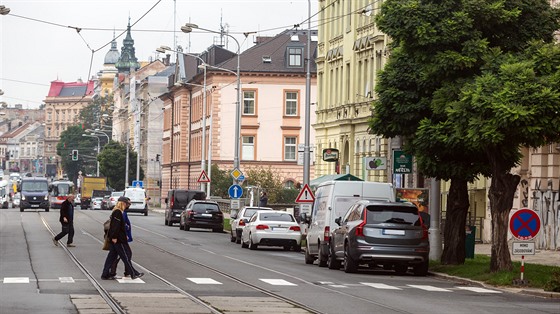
(285, 91), (298, 116)
(284, 137), (297, 161)
(243, 91), (255, 115)
(288, 47), (303, 67)
(242, 136), (255, 161)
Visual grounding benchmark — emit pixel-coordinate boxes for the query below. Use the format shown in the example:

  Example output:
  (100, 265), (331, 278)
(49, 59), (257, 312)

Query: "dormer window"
(262, 55), (272, 63)
(287, 47), (303, 67)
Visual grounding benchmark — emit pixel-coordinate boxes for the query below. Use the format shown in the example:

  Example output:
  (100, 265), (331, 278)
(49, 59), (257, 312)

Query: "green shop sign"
(393, 150), (412, 174)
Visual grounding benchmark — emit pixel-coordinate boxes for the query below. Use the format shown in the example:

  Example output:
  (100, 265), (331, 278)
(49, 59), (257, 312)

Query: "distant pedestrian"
(53, 194), (76, 247)
(259, 191), (268, 207)
(101, 197), (143, 280)
(109, 197), (142, 278)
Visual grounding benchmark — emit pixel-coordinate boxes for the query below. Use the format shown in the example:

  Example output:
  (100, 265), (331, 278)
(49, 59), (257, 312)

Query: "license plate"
(271, 227), (287, 231)
(201, 214), (212, 217)
(383, 229), (405, 235)
(31, 205), (39, 208)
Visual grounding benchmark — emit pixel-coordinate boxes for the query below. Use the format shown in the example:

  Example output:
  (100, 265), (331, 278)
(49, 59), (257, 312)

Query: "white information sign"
(512, 242), (535, 255)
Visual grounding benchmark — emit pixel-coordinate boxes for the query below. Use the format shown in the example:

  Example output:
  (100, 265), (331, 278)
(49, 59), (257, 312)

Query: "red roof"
(47, 80), (94, 97)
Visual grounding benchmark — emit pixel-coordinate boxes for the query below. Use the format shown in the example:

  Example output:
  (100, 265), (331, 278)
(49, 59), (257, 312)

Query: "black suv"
(179, 200), (223, 232)
(164, 189), (206, 226)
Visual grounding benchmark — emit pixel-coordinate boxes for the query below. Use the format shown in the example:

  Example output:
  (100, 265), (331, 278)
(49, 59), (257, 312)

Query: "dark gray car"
(329, 200), (430, 275)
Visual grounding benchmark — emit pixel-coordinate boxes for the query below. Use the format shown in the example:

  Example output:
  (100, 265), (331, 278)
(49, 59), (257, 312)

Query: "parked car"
(230, 206), (273, 243)
(179, 200), (223, 232)
(100, 195), (111, 210)
(74, 194), (81, 207)
(91, 197), (103, 210)
(108, 191), (124, 210)
(240, 210), (302, 251)
(165, 189), (206, 226)
(329, 200), (430, 275)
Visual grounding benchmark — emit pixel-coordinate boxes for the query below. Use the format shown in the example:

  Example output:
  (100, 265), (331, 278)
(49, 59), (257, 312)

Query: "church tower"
(115, 18), (140, 74)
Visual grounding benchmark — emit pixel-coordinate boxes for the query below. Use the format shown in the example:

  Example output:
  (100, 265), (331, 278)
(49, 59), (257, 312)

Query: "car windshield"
(111, 192), (123, 197)
(259, 212), (294, 222)
(21, 181), (48, 192)
(366, 205), (419, 225)
(243, 207), (271, 217)
(192, 203), (219, 213)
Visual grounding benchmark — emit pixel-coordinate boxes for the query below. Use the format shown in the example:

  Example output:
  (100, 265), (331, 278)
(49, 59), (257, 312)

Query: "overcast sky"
(0, 0), (318, 109)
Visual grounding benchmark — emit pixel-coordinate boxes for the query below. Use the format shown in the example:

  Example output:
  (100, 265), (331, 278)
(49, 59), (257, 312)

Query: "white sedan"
(240, 210), (302, 251)
(91, 197), (103, 210)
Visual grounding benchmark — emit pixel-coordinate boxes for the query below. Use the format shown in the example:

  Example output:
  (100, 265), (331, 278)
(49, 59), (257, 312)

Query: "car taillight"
(256, 224), (269, 230)
(239, 220), (246, 226)
(289, 226), (301, 231)
(323, 226), (330, 242)
(187, 210), (193, 216)
(418, 214), (429, 239)
(170, 196), (174, 208)
(355, 221), (366, 237)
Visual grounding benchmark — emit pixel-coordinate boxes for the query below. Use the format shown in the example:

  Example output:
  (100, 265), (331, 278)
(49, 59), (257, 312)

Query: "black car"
(329, 200), (430, 276)
(179, 200), (223, 232)
(164, 189), (206, 226)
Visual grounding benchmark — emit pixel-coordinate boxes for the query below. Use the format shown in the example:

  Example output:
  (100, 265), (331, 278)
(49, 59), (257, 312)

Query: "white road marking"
(260, 279), (297, 286)
(3, 277), (29, 283)
(407, 285), (452, 292)
(456, 287), (502, 293)
(187, 278), (222, 285)
(116, 277), (145, 284)
(361, 282), (402, 290)
(59, 277), (75, 283)
(329, 284), (348, 288)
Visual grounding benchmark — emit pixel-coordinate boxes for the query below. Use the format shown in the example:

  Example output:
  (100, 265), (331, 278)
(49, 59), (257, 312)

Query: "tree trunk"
(488, 169), (520, 272)
(441, 178), (470, 264)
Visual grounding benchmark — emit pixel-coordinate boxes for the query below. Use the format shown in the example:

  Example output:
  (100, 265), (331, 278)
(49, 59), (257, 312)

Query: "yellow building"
(314, 0), (391, 183)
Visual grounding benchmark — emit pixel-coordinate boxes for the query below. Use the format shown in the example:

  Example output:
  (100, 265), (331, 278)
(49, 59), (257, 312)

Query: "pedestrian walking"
(109, 197), (142, 278)
(53, 194), (76, 247)
(101, 198), (144, 280)
(259, 191), (268, 207)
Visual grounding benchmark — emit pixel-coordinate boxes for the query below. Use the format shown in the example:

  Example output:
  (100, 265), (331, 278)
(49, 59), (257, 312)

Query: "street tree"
(97, 141), (143, 190)
(79, 93), (114, 133)
(209, 164), (232, 198)
(370, 0), (560, 269)
(57, 125), (96, 181)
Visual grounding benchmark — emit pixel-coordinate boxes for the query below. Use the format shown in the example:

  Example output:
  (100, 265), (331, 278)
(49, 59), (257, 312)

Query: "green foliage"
(97, 141), (143, 190)
(79, 94), (114, 131)
(244, 167), (286, 204)
(209, 164), (232, 198)
(57, 125), (96, 181)
(544, 269), (560, 292)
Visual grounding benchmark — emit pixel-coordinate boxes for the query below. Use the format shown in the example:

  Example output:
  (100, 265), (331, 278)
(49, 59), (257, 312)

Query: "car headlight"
(21, 195), (26, 200)
(44, 195), (48, 200)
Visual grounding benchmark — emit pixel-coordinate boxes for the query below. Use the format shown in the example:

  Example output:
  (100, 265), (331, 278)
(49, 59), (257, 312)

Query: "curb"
(429, 272), (560, 299)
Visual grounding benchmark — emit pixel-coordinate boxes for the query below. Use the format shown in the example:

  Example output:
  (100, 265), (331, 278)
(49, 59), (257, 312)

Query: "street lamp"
(158, 45), (208, 192)
(82, 134), (100, 176)
(181, 23), (242, 179)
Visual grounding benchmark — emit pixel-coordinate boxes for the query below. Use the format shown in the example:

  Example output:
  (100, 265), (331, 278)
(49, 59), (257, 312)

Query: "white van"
(123, 187), (148, 216)
(302, 180), (395, 266)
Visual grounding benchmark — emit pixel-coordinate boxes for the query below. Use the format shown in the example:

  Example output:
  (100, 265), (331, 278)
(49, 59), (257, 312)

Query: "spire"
(115, 19), (140, 73)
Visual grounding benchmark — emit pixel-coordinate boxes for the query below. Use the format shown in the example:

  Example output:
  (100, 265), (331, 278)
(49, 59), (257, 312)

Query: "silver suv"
(329, 200), (430, 275)
(230, 206), (273, 244)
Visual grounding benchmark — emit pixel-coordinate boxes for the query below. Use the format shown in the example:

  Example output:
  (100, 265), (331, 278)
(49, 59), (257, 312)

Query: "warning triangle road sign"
(197, 170), (211, 183)
(295, 183), (315, 203)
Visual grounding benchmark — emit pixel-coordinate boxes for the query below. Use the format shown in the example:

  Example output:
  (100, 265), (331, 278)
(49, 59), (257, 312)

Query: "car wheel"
(164, 218), (169, 226)
(185, 225), (190, 231)
(212, 227), (222, 233)
(249, 235), (258, 250)
(241, 238), (249, 248)
(304, 243), (315, 264)
(343, 244), (358, 273)
(20, 207), (24, 212)
(230, 231), (236, 242)
(144, 210), (148, 216)
(394, 264), (408, 275)
(45, 208), (49, 212)
(327, 245), (341, 270)
(235, 231), (241, 244)
(413, 260), (429, 276)
(179, 222), (184, 230)
(168, 221), (173, 226)
(318, 243), (328, 267)
(293, 244), (302, 252)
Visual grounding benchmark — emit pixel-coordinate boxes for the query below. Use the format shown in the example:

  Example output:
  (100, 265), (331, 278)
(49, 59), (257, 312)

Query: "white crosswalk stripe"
(260, 279), (297, 286)
(187, 278), (222, 285)
(3, 277), (29, 283)
(456, 286), (502, 293)
(407, 285), (452, 292)
(361, 282), (402, 290)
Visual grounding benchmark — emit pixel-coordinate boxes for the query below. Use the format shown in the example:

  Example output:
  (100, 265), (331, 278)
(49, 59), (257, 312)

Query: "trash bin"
(465, 225), (476, 258)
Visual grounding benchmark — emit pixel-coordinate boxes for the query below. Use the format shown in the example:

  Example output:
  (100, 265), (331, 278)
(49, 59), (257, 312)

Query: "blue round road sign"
(228, 184), (243, 199)
(509, 208), (541, 240)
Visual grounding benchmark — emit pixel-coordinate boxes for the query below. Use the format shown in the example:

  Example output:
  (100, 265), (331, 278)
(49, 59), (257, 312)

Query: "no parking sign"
(509, 208), (541, 241)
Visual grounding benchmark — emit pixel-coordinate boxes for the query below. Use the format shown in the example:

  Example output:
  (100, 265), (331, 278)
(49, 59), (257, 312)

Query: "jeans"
(54, 222), (74, 244)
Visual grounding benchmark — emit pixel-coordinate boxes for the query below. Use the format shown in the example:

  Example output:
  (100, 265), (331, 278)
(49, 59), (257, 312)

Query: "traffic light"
(72, 150), (78, 161)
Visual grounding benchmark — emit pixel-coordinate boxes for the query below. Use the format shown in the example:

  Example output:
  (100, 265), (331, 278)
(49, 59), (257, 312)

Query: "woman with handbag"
(101, 198), (144, 280)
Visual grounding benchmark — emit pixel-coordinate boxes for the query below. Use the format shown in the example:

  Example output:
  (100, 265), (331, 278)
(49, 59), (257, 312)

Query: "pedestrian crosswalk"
(1, 276), (502, 294)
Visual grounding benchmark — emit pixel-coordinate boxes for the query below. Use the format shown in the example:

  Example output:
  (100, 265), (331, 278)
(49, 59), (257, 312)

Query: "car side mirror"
(335, 217), (342, 226)
(230, 211), (238, 219)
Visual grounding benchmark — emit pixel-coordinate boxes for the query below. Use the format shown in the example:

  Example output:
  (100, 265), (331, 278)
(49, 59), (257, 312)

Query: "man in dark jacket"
(53, 194), (76, 247)
(101, 197), (144, 280)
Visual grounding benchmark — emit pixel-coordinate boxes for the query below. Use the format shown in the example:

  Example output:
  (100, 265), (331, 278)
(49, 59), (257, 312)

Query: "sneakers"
(131, 272), (144, 280)
(67, 243), (76, 247)
(52, 238), (58, 247)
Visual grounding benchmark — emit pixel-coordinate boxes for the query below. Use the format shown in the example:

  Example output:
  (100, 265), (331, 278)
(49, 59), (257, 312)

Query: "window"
(243, 91), (255, 115)
(285, 91), (298, 116)
(242, 136), (255, 160)
(284, 180), (295, 189)
(288, 47), (303, 67)
(284, 137), (297, 161)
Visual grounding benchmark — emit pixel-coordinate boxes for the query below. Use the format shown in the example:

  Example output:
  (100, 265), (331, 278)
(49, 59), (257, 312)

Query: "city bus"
(48, 180), (75, 209)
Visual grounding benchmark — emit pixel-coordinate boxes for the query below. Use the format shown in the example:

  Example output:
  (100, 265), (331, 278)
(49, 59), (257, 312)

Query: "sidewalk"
(475, 243), (560, 267)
